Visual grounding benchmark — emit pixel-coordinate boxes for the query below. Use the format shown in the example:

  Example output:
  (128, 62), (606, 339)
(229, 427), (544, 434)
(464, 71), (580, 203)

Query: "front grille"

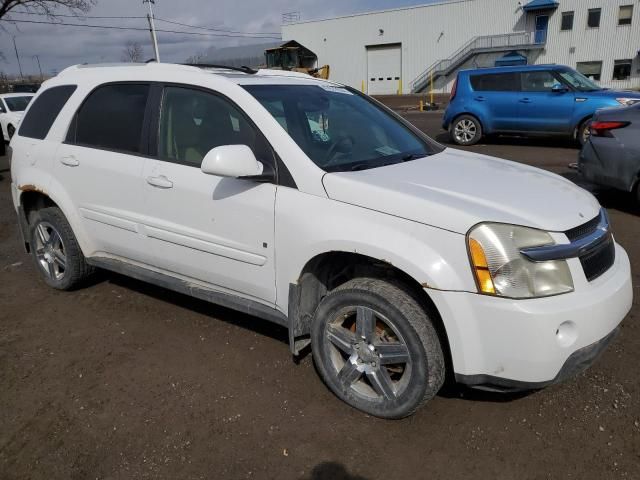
(580, 237), (616, 282)
(566, 214), (601, 242)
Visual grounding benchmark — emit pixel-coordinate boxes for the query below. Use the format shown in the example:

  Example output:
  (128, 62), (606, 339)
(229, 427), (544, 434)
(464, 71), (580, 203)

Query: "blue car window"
(521, 71), (558, 92)
(470, 73), (520, 92)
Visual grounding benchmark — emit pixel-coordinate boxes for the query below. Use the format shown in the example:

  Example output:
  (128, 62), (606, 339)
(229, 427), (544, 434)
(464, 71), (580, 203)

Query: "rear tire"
(311, 277), (445, 419)
(29, 207), (94, 290)
(449, 115), (482, 146)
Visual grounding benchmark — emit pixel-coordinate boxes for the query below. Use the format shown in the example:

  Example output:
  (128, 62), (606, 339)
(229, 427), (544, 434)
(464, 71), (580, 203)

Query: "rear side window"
(470, 73), (520, 92)
(18, 85), (77, 140)
(68, 83), (150, 154)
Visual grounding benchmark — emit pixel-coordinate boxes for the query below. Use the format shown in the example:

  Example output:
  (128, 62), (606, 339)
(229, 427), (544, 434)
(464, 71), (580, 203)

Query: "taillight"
(590, 121), (630, 137)
(450, 77), (458, 102)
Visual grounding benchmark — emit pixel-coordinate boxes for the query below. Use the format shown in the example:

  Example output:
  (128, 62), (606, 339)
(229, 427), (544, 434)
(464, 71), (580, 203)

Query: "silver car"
(579, 103), (640, 204)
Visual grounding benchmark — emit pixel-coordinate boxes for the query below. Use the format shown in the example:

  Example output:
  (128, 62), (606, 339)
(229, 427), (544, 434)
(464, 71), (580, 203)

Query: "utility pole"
(143, 0), (161, 62)
(13, 36), (23, 80)
(33, 55), (43, 81)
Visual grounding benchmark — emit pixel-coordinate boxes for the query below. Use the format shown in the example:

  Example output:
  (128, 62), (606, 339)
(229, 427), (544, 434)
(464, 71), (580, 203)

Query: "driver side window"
(158, 86), (270, 167)
(521, 71), (558, 92)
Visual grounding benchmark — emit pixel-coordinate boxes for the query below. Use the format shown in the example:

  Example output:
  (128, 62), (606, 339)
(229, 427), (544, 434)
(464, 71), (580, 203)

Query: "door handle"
(146, 175), (174, 189)
(519, 98), (533, 104)
(474, 96), (486, 102)
(60, 156), (79, 167)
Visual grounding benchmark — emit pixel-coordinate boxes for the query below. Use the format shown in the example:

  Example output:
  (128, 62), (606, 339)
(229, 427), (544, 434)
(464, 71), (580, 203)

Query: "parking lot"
(1, 112), (639, 479)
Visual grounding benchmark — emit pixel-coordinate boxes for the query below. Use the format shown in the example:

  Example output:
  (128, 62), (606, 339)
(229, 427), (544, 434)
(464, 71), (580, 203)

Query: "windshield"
(558, 70), (602, 92)
(266, 49), (299, 70)
(4, 96), (32, 112)
(243, 84), (439, 172)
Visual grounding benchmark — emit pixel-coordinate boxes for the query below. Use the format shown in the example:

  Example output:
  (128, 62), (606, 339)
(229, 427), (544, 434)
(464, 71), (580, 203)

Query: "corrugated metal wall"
(282, 0), (640, 93)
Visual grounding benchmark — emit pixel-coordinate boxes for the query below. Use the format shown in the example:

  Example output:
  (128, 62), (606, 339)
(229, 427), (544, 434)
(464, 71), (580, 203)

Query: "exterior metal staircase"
(410, 31), (546, 93)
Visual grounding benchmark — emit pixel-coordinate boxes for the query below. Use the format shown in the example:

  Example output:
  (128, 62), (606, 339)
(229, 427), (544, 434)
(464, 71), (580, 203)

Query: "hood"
(322, 148), (600, 234)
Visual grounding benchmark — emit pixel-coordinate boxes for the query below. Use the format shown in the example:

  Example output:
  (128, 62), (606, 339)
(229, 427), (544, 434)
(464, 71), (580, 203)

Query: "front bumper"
(456, 327), (619, 392)
(428, 243), (632, 388)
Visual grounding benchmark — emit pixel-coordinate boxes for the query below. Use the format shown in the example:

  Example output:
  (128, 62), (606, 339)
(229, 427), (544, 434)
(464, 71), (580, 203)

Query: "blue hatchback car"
(443, 65), (640, 146)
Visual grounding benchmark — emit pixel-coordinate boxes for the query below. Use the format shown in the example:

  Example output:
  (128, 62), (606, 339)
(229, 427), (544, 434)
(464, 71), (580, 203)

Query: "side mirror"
(552, 84), (568, 93)
(201, 145), (264, 178)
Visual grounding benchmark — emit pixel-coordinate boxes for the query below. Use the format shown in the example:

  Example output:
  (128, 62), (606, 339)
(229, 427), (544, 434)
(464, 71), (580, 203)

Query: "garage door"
(367, 44), (402, 95)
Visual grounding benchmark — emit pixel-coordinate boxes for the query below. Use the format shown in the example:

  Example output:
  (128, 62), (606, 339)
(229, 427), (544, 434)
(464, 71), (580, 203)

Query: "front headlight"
(616, 98), (640, 107)
(468, 223), (574, 299)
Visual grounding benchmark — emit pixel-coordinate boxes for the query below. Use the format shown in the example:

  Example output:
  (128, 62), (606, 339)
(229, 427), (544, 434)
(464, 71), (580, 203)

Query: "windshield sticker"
(319, 85), (353, 95)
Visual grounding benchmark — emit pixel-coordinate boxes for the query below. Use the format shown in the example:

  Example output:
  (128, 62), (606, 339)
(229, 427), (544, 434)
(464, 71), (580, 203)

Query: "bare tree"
(121, 41), (144, 63)
(186, 51), (206, 65)
(0, 0), (96, 20)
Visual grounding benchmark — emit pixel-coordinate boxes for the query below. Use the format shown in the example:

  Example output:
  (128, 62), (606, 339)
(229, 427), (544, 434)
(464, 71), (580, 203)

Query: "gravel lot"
(1, 113), (639, 480)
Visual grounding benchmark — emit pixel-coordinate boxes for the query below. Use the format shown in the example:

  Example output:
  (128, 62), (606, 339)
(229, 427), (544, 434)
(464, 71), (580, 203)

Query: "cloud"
(0, 0), (433, 76)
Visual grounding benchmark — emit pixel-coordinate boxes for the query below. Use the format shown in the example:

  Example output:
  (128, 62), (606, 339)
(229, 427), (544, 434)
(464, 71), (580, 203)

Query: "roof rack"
(182, 64), (258, 75)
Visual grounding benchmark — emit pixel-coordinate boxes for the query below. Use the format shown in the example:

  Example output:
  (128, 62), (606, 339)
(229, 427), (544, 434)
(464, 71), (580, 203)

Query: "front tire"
(450, 114), (482, 146)
(7, 124), (15, 139)
(311, 278), (445, 419)
(29, 207), (94, 290)
(577, 118), (592, 146)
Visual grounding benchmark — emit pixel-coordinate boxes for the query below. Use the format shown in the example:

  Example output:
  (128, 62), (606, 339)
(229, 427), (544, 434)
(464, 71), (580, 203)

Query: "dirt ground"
(1, 114), (639, 480)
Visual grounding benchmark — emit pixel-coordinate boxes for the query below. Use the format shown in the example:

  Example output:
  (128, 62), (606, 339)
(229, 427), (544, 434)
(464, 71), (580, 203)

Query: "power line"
(154, 17), (280, 36)
(0, 18), (282, 39)
(9, 10), (281, 36)
(10, 11), (147, 20)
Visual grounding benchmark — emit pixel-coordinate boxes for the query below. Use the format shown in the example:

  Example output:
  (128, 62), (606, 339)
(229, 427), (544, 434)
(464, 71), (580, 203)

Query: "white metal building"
(281, 0), (640, 94)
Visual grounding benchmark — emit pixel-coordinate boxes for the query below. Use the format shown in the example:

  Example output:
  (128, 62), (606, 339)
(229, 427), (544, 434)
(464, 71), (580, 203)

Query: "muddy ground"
(1, 113), (639, 479)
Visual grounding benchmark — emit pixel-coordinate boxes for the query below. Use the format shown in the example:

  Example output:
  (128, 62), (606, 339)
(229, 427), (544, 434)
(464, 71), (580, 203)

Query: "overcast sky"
(0, 0), (436, 77)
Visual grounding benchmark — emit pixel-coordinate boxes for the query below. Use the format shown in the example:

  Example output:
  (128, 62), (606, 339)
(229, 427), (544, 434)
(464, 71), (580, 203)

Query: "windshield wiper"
(401, 153), (427, 162)
(349, 162), (373, 172)
(346, 161), (394, 171)
(346, 154), (427, 171)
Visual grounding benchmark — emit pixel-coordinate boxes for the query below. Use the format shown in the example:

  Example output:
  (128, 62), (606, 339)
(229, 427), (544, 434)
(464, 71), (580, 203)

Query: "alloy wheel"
(324, 306), (412, 401)
(34, 221), (67, 281)
(581, 123), (591, 145)
(454, 119), (477, 144)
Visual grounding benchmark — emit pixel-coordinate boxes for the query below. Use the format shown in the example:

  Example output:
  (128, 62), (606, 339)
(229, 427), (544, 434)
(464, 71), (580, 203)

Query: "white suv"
(9, 63), (632, 418)
(1, 93), (34, 141)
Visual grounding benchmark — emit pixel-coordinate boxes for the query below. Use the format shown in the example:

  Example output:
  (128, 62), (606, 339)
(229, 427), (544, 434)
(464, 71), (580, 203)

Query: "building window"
(587, 8), (601, 28)
(613, 60), (632, 80)
(618, 5), (633, 25)
(576, 61), (603, 81)
(561, 11), (574, 31)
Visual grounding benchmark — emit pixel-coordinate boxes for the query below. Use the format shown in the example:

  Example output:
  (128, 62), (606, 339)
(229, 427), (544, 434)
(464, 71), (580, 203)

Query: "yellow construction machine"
(265, 41), (330, 80)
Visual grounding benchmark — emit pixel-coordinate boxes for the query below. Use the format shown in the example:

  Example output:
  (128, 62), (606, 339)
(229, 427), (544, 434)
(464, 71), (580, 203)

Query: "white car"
(0, 93), (34, 142)
(9, 63), (632, 418)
